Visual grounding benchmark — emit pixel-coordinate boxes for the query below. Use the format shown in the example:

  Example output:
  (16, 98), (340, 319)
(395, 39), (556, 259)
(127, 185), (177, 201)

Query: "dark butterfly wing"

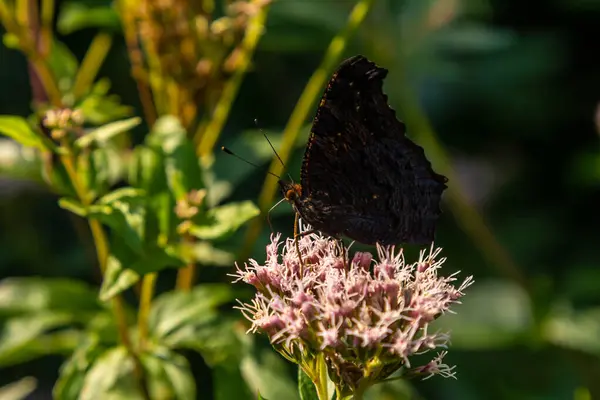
(300, 55), (447, 244)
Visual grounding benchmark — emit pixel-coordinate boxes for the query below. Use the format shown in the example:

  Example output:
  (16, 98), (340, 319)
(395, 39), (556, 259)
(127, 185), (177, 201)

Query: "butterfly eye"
(286, 189), (297, 200)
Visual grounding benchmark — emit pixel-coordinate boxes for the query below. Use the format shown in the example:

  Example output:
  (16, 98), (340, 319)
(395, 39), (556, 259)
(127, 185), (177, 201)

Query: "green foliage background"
(1, 0), (600, 399)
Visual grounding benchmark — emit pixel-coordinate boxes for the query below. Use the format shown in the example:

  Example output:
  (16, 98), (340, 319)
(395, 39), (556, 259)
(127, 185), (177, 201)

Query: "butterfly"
(278, 55), (448, 246)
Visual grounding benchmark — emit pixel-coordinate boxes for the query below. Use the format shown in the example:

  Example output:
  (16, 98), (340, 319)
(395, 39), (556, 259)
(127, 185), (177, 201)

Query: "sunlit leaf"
(149, 284), (234, 339)
(58, 197), (87, 217)
(89, 188), (146, 253)
(0, 277), (101, 315)
(0, 116), (45, 150)
(79, 346), (141, 400)
(78, 79), (133, 125)
(298, 367), (318, 400)
(543, 305), (600, 356)
(100, 240), (185, 301)
(0, 313), (80, 366)
(0, 377), (37, 400)
(148, 285), (239, 364)
(189, 201), (260, 241)
(99, 253), (140, 302)
(192, 242), (235, 266)
(54, 337), (106, 400)
(89, 146), (126, 198)
(147, 116), (204, 199)
(432, 280), (533, 349)
(57, 2), (121, 35)
(141, 348), (196, 400)
(75, 117), (141, 149)
(0, 139), (41, 181)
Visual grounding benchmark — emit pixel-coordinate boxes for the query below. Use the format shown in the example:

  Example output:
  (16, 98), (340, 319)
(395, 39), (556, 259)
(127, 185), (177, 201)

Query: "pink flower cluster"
(233, 231), (473, 387)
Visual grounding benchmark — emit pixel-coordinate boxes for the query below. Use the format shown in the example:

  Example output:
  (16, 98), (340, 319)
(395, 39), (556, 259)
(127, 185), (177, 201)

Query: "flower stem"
(176, 263), (196, 291)
(239, 0), (374, 260)
(137, 272), (157, 349)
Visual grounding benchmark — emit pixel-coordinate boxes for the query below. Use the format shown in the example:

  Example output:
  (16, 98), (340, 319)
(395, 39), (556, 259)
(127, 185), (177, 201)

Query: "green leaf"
(214, 366), (253, 400)
(99, 240), (185, 301)
(298, 368), (318, 400)
(58, 197), (88, 217)
(75, 117), (141, 149)
(150, 284), (234, 339)
(0, 313), (80, 366)
(142, 348), (196, 400)
(0, 377), (37, 400)
(0, 116), (45, 150)
(41, 153), (77, 196)
(99, 254), (140, 302)
(149, 285), (238, 364)
(129, 145), (167, 194)
(57, 2), (121, 35)
(54, 337), (107, 400)
(90, 188), (146, 253)
(190, 201), (260, 241)
(0, 277), (101, 315)
(241, 347), (298, 400)
(78, 79), (133, 125)
(89, 146), (126, 199)
(543, 305), (600, 356)
(192, 242), (235, 266)
(48, 40), (78, 92)
(0, 139), (42, 181)
(432, 280), (533, 349)
(79, 346), (142, 400)
(148, 116), (204, 199)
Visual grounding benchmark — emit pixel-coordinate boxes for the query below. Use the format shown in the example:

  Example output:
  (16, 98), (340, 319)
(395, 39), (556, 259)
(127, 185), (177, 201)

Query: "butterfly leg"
(337, 238), (348, 269)
(293, 214), (319, 274)
(293, 213), (306, 273)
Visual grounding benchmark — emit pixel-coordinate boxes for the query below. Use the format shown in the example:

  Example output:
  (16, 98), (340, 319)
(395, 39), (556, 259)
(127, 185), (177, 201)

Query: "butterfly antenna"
(221, 146), (280, 179)
(254, 119), (287, 169)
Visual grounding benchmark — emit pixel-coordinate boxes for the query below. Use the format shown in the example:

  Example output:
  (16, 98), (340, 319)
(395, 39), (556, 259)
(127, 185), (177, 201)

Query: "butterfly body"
(279, 55), (447, 246)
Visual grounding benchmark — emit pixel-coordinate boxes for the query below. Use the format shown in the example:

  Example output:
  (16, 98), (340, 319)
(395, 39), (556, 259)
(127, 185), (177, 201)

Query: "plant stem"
(62, 151), (150, 400)
(195, 1), (271, 156)
(39, 0), (54, 57)
(73, 33), (113, 100)
(137, 272), (157, 349)
(239, 0), (374, 259)
(176, 263), (196, 291)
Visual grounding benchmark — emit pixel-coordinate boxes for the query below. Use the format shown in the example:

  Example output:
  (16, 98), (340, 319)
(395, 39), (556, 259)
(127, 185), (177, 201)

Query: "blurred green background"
(1, 0), (600, 399)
